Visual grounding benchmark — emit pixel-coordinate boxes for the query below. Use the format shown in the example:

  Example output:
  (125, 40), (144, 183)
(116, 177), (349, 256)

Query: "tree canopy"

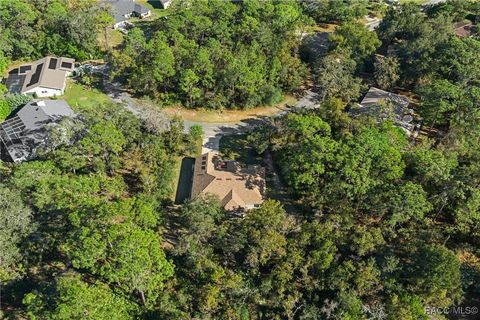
(2, 1), (480, 319)
(112, 0), (308, 109)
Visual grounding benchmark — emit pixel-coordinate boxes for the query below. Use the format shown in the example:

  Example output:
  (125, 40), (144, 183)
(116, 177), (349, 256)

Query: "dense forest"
(111, 0), (308, 109)
(1, 0), (480, 319)
(0, 0), (110, 62)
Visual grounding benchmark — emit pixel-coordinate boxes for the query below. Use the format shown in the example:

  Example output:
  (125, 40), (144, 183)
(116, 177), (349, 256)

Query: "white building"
(3, 56), (75, 98)
(104, 0), (152, 29)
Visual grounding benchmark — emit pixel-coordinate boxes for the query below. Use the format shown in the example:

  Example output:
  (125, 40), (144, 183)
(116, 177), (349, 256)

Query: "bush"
(5, 94), (33, 111)
(0, 99), (10, 121)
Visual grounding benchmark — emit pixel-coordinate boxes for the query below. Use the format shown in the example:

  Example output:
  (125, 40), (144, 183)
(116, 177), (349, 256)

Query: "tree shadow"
(174, 157), (194, 204)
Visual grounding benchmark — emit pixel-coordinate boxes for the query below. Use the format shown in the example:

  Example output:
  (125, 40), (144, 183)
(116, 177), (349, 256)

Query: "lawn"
(162, 95), (297, 123)
(135, 0), (169, 17)
(172, 137), (202, 203)
(60, 81), (112, 112)
(97, 28), (124, 51)
(399, 0), (429, 4)
(2, 60), (30, 77)
(173, 157), (194, 204)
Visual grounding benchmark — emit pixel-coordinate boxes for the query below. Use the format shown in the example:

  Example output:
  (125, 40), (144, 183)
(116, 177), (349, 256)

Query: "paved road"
(104, 78), (320, 153)
(184, 90), (320, 152)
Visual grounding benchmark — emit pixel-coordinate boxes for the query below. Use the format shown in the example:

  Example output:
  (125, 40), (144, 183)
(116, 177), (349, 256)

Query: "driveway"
(102, 74), (321, 153)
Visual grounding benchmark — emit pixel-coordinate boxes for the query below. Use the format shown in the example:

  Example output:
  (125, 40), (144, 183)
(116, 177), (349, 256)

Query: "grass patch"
(136, 0), (169, 17)
(305, 23), (338, 33)
(60, 81), (112, 112)
(97, 28), (124, 51)
(162, 95), (296, 123)
(399, 0), (429, 4)
(171, 136), (202, 203)
(171, 156), (184, 202)
(3, 60), (30, 77)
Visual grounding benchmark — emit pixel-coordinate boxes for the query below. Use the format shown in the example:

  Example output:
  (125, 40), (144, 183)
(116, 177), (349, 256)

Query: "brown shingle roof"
(191, 152), (265, 211)
(454, 21), (474, 38)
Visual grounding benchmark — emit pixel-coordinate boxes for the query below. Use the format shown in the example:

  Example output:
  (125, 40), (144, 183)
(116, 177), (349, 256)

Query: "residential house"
(351, 87), (420, 137)
(160, 0), (172, 9)
(3, 56), (75, 97)
(104, 0), (152, 29)
(0, 100), (75, 163)
(454, 21), (474, 38)
(191, 152), (266, 211)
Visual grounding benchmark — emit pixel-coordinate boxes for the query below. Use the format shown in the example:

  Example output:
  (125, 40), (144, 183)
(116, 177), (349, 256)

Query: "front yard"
(60, 81), (112, 112)
(162, 95), (296, 124)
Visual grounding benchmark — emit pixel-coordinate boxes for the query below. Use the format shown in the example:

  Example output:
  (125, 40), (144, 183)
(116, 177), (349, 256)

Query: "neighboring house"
(104, 0), (151, 29)
(454, 21), (474, 38)
(191, 152), (266, 211)
(160, 0), (172, 8)
(3, 56), (75, 98)
(351, 87), (420, 137)
(0, 100), (75, 163)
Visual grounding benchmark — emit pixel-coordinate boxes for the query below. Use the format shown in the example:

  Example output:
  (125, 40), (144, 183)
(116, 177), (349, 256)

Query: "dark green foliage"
(23, 273), (136, 320)
(329, 21), (381, 63)
(0, 99), (9, 121)
(301, 0), (369, 23)
(0, 185), (34, 279)
(0, 0), (106, 62)
(4, 93), (33, 113)
(0, 102), (189, 317)
(112, 0), (307, 109)
(2, 1), (480, 319)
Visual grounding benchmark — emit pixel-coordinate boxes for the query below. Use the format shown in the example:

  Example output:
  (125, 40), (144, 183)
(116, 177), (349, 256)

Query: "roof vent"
(36, 101), (46, 107)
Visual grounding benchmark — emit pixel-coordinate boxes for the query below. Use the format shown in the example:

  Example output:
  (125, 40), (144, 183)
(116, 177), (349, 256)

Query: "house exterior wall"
(23, 86), (64, 98)
(113, 21), (126, 29)
(140, 11), (151, 18)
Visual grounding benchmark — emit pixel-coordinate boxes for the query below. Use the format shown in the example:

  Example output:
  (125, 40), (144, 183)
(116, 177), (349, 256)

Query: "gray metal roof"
(352, 87), (415, 135)
(0, 100), (75, 162)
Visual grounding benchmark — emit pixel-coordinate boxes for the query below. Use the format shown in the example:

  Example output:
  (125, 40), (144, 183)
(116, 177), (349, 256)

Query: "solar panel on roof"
(48, 58), (58, 69)
(9, 68), (19, 75)
(61, 62), (73, 69)
(26, 63), (43, 87)
(19, 66), (32, 74)
(5, 74), (26, 93)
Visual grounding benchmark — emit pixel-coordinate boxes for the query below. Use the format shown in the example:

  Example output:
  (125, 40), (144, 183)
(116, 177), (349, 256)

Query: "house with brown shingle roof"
(454, 21), (474, 38)
(191, 152), (266, 211)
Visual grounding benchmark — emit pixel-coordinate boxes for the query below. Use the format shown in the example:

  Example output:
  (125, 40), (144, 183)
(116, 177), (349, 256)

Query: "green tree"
(0, 99), (10, 121)
(410, 245), (462, 307)
(24, 273), (135, 320)
(0, 185), (33, 279)
(374, 55), (400, 90)
(419, 79), (464, 128)
(315, 51), (363, 102)
(302, 0), (368, 23)
(113, 0), (307, 109)
(330, 21), (381, 63)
